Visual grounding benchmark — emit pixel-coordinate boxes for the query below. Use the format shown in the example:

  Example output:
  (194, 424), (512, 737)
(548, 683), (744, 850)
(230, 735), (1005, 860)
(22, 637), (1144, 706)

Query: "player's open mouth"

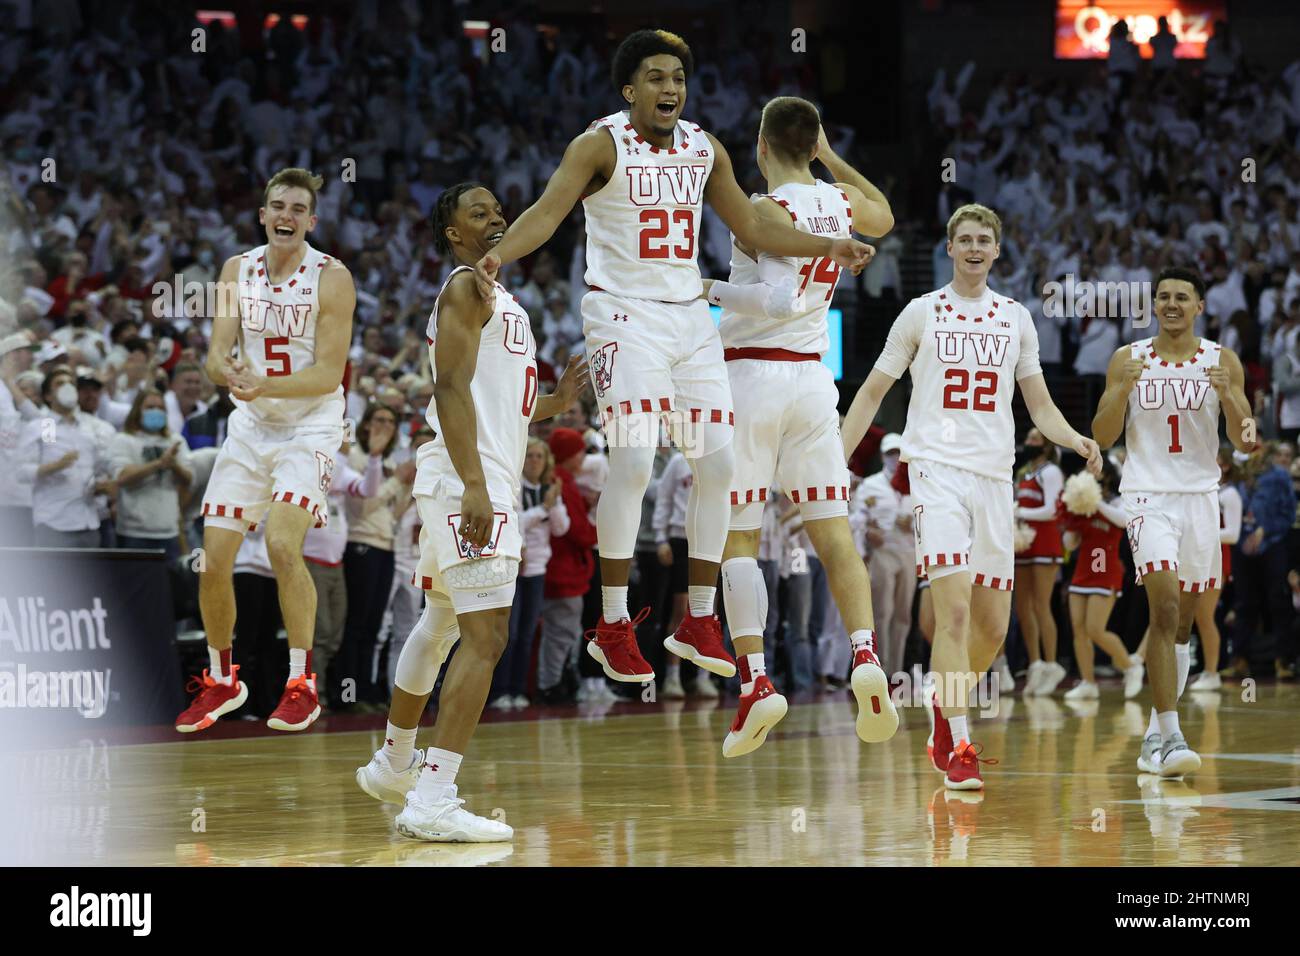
(274, 226), (294, 237)
(487, 230), (505, 244)
(656, 101), (677, 116)
(964, 257), (983, 264)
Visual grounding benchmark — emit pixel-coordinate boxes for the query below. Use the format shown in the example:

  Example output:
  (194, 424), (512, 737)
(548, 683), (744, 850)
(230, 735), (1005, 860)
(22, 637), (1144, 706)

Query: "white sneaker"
(576, 677), (601, 702)
(1123, 661), (1146, 699)
(997, 662), (1015, 694)
(356, 748), (425, 805)
(488, 696), (514, 711)
(1189, 671), (1221, 692)
(395, 785), (514, 843)
(661, 670), (686, 699)
(692, 674), (719, 698)
(1037, 661), (1067, 696)
(596, 679), (620, 702)
(1022, 660), (1047, 696)
(1064, 680), (1099, 700)
(510, 694), (531, 709)
(1158, 733), (1201, 778)
(1136, 733), (1163, 774)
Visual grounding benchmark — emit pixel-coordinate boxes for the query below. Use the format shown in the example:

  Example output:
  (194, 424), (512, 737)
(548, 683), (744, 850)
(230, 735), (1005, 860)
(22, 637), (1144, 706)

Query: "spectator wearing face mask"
(17, 367), (116, 548)
(109, 387), (193, 561)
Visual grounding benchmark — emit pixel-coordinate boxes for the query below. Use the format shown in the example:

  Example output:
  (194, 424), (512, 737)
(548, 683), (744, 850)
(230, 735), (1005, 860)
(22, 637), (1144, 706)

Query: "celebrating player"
(175, 168), (353, 734)
(1091, 266), (1254, 778)
(474, 30), (873, 690)
(355, 184), (587, 842)
(701, 100), (897, 756)
(841, 203), (1102, 790)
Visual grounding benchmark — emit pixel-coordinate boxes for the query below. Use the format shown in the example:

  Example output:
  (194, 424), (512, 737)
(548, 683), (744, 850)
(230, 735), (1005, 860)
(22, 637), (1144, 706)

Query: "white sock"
(1174, 643), (1190, 698)
(949, 715), (970, 748)
(1156, 710), (1181, 739)
(849, 629), (876, 653)
(688, 585), (716, 617)
(209, 646), (233, 685)
(288, 647), (306, 680)
(415, 747), (462, 800)
(602, 585), (629, 622)
(1146, 708), (1160, 738)
(382, 723), (417, 768)
(740, 652), (766, 695)
(665, 659), (681, 681)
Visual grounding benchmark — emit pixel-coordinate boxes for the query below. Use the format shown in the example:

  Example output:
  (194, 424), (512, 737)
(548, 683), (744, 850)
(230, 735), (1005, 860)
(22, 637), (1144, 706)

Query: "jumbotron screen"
(708, 305), (843, 381)
(1054, 1), (1225, 59)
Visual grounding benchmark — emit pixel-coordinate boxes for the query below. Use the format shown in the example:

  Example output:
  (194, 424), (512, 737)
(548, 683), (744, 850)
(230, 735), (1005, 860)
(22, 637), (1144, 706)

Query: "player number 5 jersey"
(1120, 337), (1222, 494)
(582, 111), (715, 302)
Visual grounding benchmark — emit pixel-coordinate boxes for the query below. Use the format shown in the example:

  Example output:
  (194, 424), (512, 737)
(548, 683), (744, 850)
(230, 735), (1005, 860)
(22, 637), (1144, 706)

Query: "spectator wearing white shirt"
(110, 388), (192, 561)
(0, 333), (41, 544)
(166, 361), (208, 436)
(18, 367), (115, 548)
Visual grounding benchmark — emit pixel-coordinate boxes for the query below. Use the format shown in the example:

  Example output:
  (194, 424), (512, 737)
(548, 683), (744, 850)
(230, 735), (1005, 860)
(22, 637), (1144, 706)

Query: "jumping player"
(1091, 266), (1253, 777)
(474, 30), (872, 689)
(841, 203), (1102, 790)
(702, 101), (898, 756)
(355, 184), (587, 841)
(176, 168), (354, 734)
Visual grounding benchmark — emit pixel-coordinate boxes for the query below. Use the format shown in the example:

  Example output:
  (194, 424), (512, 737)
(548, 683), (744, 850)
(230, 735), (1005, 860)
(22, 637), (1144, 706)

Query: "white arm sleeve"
(706, 255), (802, 320)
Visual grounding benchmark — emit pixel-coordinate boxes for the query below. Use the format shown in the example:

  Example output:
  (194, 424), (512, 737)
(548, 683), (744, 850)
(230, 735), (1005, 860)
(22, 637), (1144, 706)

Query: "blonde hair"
(264, 167), (324, 214)
(946, 203), (1002, 244)
(526, 436), (555, 485)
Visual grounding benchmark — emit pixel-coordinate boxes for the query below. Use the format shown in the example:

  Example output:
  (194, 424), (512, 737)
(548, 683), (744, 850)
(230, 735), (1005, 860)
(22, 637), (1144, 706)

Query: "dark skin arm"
(532, 354), (591, 422)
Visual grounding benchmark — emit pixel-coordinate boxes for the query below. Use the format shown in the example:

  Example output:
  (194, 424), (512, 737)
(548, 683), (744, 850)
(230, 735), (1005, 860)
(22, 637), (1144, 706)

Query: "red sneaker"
(585, 608), (655, 683)
(266, 674), (322, 732)
(850, 645), (899, 743)
(175, 666), (248, 733)
(944, 741), (997, 791)
(664, 614), (737, 677)
(722, 676), (788, 758)
(927, 690), (953, 773)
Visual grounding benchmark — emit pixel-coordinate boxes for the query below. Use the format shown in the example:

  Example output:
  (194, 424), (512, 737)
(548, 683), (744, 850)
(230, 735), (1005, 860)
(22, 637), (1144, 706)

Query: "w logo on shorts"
(446, 512), (507, 560)
(590, 342), (618, 397)
(315, 451), (335, 494)
(1126, 516), (1143, 553)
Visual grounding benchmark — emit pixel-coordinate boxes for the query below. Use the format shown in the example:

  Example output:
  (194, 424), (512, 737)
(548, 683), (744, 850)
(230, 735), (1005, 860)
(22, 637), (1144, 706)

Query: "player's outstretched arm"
(532, 354), (591, 422)
(1020, 373), (1101, 475)
(815, 127), (894, 237)
(473, 130), (612, 299)
(704, 133), (870, 269)
(205, 255), (243, 387)
(1211, 346), (1256, 452)
(432, 273), (495, 548)
(842, 368), (897, 462)
(1091, 345), (1145, 450)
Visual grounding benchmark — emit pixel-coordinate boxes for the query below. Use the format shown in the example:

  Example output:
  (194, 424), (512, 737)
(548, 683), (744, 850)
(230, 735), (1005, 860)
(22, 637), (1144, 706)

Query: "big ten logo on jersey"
(447, 512), (507, 560)
(315, 451), (335, 494)
(935, 329), (1010, 414)
(628, 166), (706, 261)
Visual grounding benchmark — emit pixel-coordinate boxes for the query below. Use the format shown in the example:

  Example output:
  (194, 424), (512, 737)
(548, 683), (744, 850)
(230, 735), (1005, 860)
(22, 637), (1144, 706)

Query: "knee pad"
(394, 598), (460, 696)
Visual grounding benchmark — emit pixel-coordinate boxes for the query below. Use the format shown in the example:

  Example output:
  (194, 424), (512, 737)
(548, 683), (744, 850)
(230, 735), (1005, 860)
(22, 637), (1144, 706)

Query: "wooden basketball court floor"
(9, 683), (1299, 867)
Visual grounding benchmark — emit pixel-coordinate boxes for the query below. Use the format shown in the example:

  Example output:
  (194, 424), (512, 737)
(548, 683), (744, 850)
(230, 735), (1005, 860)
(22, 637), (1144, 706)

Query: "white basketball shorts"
(909, 458), (1015, 590)
(411, 491), (522, 614)
(727, 357), (849, 530)
(1122, 490), (1222, 593)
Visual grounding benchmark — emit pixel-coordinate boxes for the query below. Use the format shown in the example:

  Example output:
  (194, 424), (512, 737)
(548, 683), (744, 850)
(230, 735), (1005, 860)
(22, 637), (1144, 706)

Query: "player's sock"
(288, 647), (307, 681)
(209, 646), (233, 685)
(1156, 710), (1181, 739)
(1174, 644), (1190, 698)
(382, 723), (417, 768)
(688, 585), (716, 617)
(602, 586), (629, 623)
(949, 715), (970, 748)
(849, 629), (877, 653)
(415, 747), (462, 800)
(721, 557), (765, 637)
(739, 653), (766, 695)
(1146, 708), (1160, 739)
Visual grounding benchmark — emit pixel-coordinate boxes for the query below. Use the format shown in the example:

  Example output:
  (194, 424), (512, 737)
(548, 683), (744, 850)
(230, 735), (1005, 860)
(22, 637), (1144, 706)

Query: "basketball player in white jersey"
(474, 30), (872, 691)
(842, 204), (1102, 790)
(175, 168), (354, 734)
(355, 184), (587, 841)
(702, 98), (898, 756)
(1092, 267), (1253, 778)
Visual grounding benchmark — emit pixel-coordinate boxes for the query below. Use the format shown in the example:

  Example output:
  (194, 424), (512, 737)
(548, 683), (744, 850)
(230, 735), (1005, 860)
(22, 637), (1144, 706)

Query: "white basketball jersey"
(417, 266), (537, 504)
(1120, 337), (1221, 494)
(719, 181), (852, 355)
(874, 285), (1042, 482)
(235, 243), (344, 427)
(582, 111), (715, 302)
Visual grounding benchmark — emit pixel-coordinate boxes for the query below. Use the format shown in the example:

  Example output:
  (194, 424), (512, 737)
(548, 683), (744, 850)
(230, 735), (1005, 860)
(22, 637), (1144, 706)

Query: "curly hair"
(432, 181), (489, 257)
(611, 29), (693, 93)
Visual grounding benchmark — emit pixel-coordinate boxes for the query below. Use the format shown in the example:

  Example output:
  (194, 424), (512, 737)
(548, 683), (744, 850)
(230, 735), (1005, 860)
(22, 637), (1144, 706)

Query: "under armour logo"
(424, 763), (439, 773)
(613, 313), (628, 322)
(385, 738), (394, 746)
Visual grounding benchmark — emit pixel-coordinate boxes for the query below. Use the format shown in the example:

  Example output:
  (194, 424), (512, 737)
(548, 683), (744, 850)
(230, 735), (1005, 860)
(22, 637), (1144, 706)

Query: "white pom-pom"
(1062, 471), (1102, 516)
(1013, 521), (1037, 553)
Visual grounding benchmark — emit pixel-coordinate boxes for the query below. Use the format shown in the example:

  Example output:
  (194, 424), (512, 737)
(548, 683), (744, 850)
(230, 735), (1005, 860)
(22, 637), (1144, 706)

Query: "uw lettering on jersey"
(582, 111), (715, 302)
(236, 243), (344, 427)
(1120, 337), (1221, 494)
(879, 285), (1040, 482)
(420, 266), (538, 503)
(719, 180), (853, 355)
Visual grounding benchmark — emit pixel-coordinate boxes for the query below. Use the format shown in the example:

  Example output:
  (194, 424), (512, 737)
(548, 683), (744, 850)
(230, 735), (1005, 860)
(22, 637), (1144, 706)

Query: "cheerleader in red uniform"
(1014, 428), (1066, 696)
(1061, 459), (1145, 700)
(1189, 447), (1242, 691)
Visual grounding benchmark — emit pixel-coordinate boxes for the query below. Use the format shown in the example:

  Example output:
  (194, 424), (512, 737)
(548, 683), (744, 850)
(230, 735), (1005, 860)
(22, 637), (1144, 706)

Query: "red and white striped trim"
(624, 121), (691, 155)
(764, 195), (797, 223)
(972, 572), (1014, 591)
(1147, 345), (1206, 368)
(274, 490), (326, 529)
(915, 552), (969, 577)
(1181, 577), (1219, 594)
(789, 485), (849, 504)
(203, 503), (246, 521)
(1135, 559), (1177, 581)
(601, 396), (673, 421)
(936, 290), (1001, 323)
(686, 407), (734, 425)
(413, 572), (436, 590)
(730, 487), (769, 506)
